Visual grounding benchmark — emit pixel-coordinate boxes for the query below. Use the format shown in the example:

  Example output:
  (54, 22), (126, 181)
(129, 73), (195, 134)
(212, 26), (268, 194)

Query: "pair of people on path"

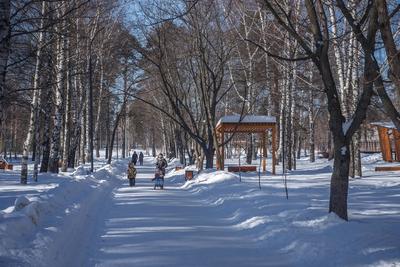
(131, 151), (144, 166)
(153, 153), (168, 190)
(127, 153), (168, 189)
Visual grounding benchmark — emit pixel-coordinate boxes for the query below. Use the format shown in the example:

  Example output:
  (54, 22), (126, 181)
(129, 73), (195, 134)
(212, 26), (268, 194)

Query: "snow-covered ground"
(0, 154), (399, 266)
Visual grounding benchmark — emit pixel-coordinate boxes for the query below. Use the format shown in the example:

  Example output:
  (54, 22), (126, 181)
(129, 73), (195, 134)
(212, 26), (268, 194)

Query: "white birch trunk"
(85, 45), (91, 163)
(61, 36), (72, 172)
(328, 5), (345, 105)
(49, 3), (66, 173)
(21, 1), (46, 183)
(308, 69), (316, 163)
(94, 52), (104, 158)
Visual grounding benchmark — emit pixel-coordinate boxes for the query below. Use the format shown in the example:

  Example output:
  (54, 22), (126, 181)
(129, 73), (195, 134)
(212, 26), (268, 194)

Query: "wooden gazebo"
(215, 115), (277, 174)
(372, 122), (400, 162)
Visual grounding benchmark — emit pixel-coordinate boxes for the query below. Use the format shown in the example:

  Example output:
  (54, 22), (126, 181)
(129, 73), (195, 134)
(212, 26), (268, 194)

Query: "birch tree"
(21, 1), (47, 183)
(48, 2), (67, 173)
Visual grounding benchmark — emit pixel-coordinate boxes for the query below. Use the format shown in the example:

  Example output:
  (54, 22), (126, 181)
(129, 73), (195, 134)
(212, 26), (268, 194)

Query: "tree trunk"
(377, 0), (400, 112)
(48, 7), (66, 173)
(107, 120), (118, 164)
(85, 50), (91, 164)
(246, 135), (252, 164)
(67, 70), (81, 169)
(21, 1), (46, 183)
(297, 134), (301, 160)
(107, 103), (126, 164)
(80, 100), (86, 164)
(329, 142), (350, 220)
(40, 85), (52, 173)
(62, 37), (72, 172)
(105, 98), (110, 160)
(94, 53), (104, 158)
(151, 128), (156, 157)
(122, 115), (126, 159)
(204, 147), (214, 169)
(0, 0), (11, 134)
(328, 4), (345, 103)
(353, 131), (362, 177)
(88, 44), (94, 172)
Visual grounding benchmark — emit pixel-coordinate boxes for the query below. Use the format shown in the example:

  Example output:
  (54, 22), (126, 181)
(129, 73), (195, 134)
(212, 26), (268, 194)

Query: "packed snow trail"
(84, 158), (270, 267)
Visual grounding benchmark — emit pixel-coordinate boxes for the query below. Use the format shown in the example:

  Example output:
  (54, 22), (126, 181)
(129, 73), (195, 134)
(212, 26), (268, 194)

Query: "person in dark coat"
(139, 152), (144, 166)
(132, 151), (138, 165)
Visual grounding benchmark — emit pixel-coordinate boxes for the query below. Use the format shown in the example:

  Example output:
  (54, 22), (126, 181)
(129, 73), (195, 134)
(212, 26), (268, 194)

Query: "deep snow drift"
(0, 154), (399, 266)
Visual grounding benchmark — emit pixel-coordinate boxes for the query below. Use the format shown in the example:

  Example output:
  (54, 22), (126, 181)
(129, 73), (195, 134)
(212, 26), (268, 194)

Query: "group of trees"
(0, 0), (139, 183)
(129, 0), (400, 220)
(1, 0), (400, 220)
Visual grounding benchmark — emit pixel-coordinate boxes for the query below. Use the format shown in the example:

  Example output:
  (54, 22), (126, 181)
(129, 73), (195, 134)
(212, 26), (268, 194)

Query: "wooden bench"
(175, 166), (183, 171)
(375, 166), (400, 172)
(227, 166), (257, 172)
(0, 159), (13, 170)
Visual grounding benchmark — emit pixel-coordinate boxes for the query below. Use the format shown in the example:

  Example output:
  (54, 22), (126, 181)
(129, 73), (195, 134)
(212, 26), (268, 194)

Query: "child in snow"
(152, 168), (164, 190)
(127, 161), (137, 186)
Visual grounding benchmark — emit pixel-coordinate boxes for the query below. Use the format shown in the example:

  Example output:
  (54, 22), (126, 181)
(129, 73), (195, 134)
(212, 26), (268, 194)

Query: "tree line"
(1, 0), (400, 220)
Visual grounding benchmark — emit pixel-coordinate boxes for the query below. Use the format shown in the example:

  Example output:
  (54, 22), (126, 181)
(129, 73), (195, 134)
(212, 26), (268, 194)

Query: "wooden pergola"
(372, 122), (400, 162)
(215, 115), (277, 174)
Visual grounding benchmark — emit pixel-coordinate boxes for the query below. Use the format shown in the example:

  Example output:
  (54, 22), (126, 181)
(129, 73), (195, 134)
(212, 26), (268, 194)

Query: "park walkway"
(82, 157), (267, 267)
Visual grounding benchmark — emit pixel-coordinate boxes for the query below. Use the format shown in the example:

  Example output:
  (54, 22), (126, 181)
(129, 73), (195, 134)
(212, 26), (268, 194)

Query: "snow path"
(3, 155), (399, 266)
(84, 158), (269, 267)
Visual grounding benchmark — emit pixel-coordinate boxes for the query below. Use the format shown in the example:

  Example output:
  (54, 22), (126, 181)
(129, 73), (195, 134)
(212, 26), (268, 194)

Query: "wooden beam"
(216, 132), (220, 170)
(375, 166), (400, 171)
(228, 166), (257, 172)
(272, 126), (276, 175)
(262, 132), (266, 172)
(221, 130), (225, 170)
(393, 129), (400, 162)
(377, 126), (393, 162)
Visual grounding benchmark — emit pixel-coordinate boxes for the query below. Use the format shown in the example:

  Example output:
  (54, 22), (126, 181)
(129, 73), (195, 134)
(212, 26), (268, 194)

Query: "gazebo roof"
(216, 115), (276, 133)
(371, 121), (397, 129)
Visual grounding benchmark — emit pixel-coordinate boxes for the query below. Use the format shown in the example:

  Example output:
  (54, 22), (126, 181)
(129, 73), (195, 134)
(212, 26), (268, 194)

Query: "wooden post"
(377, 126), (392, 162)
(272, 126), (276, 175)
(216, 131), (220, 170)
(393, 129), (400, 162)
(262, 132), (266, 172)
(221, 130), (225, 170)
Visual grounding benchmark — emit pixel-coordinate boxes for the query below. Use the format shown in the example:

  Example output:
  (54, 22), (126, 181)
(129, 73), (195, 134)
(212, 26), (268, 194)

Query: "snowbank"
(0, 163), (117, 266)
(182, 170), (238, 189)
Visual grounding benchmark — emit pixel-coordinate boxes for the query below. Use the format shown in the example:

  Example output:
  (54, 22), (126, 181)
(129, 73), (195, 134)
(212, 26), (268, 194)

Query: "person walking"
(132, 151), (138, 165)
(127, 161), (137, 187)
(139, 151), (144, 166)
(156, 153), (168, 176)
(152, 168), (164, 190)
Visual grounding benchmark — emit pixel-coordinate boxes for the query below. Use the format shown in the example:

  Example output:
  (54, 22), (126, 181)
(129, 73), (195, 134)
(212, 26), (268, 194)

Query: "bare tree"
(259, 0), (379, 220)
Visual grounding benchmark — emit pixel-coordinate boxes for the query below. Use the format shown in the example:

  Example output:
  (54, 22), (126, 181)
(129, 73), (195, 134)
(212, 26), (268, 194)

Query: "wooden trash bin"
(185, 170), (194, 181)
